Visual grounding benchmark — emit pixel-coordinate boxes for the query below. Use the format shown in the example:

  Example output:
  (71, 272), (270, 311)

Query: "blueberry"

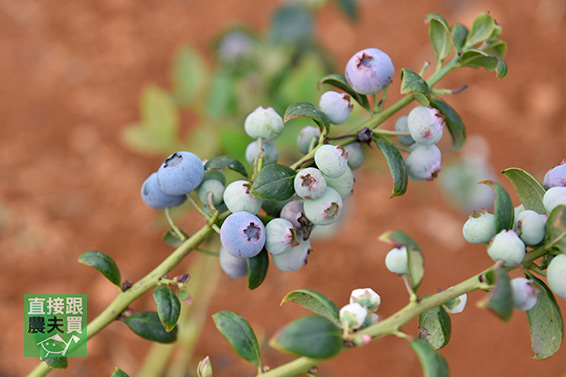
(314, 144), (349, 178)
(406, 144), (442, 181)
(543, 160), (566, 188)
(201, 170), (226, 185)
(296, 126), (320, 154)
(217, 30), (253, 63)
(385, 246), (409, 274)
(271, 235), (311, 272)
(442, 294), (467, 314)
(407, 106), (444, 145)
(324, 166), (354, 199)
(547, 254), (566, 299)
(394, 115), (415, 146)
(280, 200), (306, 229)
(462, 210), (496, 244)
(318, 91), (353, 125)
(303, 187), (343, 225)
(516, 210), (547, 246)
(265, 218), (299, 255)
(487, 230), (526, 266)
(245, 140), (279, 166)
(220, 211), (266, 258)
(339, 303), (368, 330)
(543, 186), (566, 213)
(223, 180), (262, 214)
(197, 179), (225, 206)
(510, 277), (540, 311)
(219, 246), (248, 279)
(244, 106), (284, 140)
(345, 48), (394, 95)
(141, 173), (187, 210)
(294, 167), (327, 200)
(343, 142), (365, 170)
(157, 151), (204, 196)
(349, 288), (381, 312)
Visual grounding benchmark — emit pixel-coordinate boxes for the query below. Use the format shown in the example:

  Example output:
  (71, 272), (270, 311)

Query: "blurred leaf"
(451, 23), (468, 52)
(284, 102), (331, 133)
(123, 312), (178, 343)
(430, 97), (466, 151)
(466, 12), (496, 47)
(247, 249), (269, 290)
(318, 73), (370, 111)
(218, 128), (250, 163)
(486, 39), (507, 57)
(545, 205), (566, 253)
(251, 164), (297, 201)
(270, 4), (313, 44)
(171, 45), (208, 106)
(212, 311), (261, 367)
(373, 137), (408, 197)
(410, 338), (449, 377)
(400, 68), (431, 105)
(426, 13), (452, 63)
(481, 268), (513, 321)
(379, 230), (424, 292)
(205, 156), (248, 178)
(42, 357), (68, 370)
(281, 289), (341, 327)
(526, 274), (564, 359)
(460, 49), (507, 79)
(418, 305), (452, 350)
(335, 0), (358, 21)
(111, 368), (130, 377)
(153, 285), (181, 332)
(78, 250), (121, 287)
(163, 228), (189, 248)
(207, 68), (237, 118)
(502, 168), (546, 214)
(270, 316), (342, 358)
(479, 180), (514, 232)
(278, 54), (327, 107)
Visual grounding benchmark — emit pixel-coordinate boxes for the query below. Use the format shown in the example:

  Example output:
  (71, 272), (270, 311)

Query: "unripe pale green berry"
(547, 254), (566, 299)
(271, 236), (311, 272)
(265, 218), (299, 255)
(318, 91), (353, 125)
(543, 160), (566, 188)
(339, 303), (368, 330)
(245, 140), (279, 165)
(513, 204), (526, 228)
(487, 230), (526, 266)
(543, 187), (566, 213)
(462, 210), (496, 244)
(294, 167), (327, 200)
(516, 210), (547, 246)
(385, 246), (409, 274)
(343, 142), (365, 170)
(406, 144), (442, 181)
(201, 170), (226, 185)
(314, 144), (349, 178)
(324, 167), (354, 199)
(349, 288), (381, 312)
(198, 179), (225, 206)
(361, 312), (379, 328)
(394, 115), (415, 146)
(510, 277), (540, 311)
(442, 294), (467, 314)
(296, 126), (320, 154)
(303, 187), (343, 225)
(407, 106), (445, 145)
(223, 180), (262, 214)
(244, 106), (284, 140)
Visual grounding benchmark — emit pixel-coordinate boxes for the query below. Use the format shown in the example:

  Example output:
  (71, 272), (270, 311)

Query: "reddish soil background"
(1, 0), (565, 376)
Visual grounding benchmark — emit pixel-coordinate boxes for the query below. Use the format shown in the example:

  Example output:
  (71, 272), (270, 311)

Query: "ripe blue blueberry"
(343, 142), (365, 170)
(487, 230), (526, 266)
(220, 211), (266, 258)
(245, 140), (279, 166)
(272, 236), (311, 272)
(339, 303), (368, 330)
(394, 115), (416, 146)
(516, 210), (547, 246)
(318, 91), (353, 125)
(197, 179), (225, 206)
(314, 144), (349, 178)
(543, 160), (566, 188)
(543, 186), (566, 213)
(510, 277), (540, 311)
(385, 246), (409, 274)
(324, 166), (354, 199)
(265, 218), (299, 255)
(407, 106), (445, 145)
(223, 180), (262, 214)
(157, 151), (205, 196)
(462, 210), (496, 244)
(219, 246), (248, 279)
(244, 106), (284, 140)
(294, 167), (327, 200)
(303, 187), (343, 225)
(406, 144), (442, 181)
(345, 48), (394, 95)
(547, 254), (566, 299)
(141, 173), (187, 210)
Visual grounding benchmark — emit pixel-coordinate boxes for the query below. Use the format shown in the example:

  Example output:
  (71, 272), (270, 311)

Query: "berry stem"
(165, 207), (187, 241)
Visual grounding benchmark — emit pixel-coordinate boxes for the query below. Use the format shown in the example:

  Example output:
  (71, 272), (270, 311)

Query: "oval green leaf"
(418, 305), (452, 350)
(480, 268), (513, 322)
(247, 249), (269, 290)
(451, 23), (468, 52)
(426, 13), (452, 63)
(460, 49), (508, 79)
(373, 137), (408, 197)
(78, 250), (121, 287)
(379, 230), (424, 292)
(430, 97), (466, 151)
(42, 357), (68, 370)
(545, 205), (566, 254)
(400, 68), (431, 106)
(410, 337), (449, 377)
(502, 168), (546, 214)
(171, 45), (208, 107)
(111, 367), (130, 377)
(479, 180), (514, 233)
(212, 311), (261, 367)
(250, 164), (296, 201)
(270, 316), (342, 359)
(526, 273), (564, 359)
(318, 73), (370, 111)
(153, 285), (181, 332)
(284, 102), (331, 133)
(269, 4), (313, 44)
(465, 12), (495, 47)
(281, 289), (341, 327)
(123, 312), (178, 343)
(204, 156), (248, 178)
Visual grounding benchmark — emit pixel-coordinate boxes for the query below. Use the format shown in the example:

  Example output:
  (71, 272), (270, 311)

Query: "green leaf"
(212, 311), (261, 367)
(318, 73), (370, 111)
(171, 45), (208, 106)
(281, 289), (341, 327)
(250, 164), (296, 201)
(545, 205), (566, 253)
(277, 54), (327, 107)
(481, 268), (513, 321)
(373, 137), (408, 197)
(41, 357), (68, 370)
(466, 12), (496, 47)
(153, 285), (181, 332)
(270, 316), (342, 358)
(111, 367), (130, 377)
(205, 156), (248, 178)
(269, 4), (313, 44)
(426, 13), (452, 63)
(526, 274), (564, 359)
(400, 68), (431, 105)
(123, 312), (178, 343)
(418, 305), (452, 350)
(502, 168), (546, 214)
(284, 102), (331, 133)
(207, 67), (237, 118)
(451, 23), (468, 52)
(336, 0), (358, 21)
(430, 97), (466, 151)
(479, 180), (514, 232)
(247, 249), (269, 290)
(378, 230), (424, 292)
(78, 250), (121, 287)
(410, 337), (449, 377)
(460, 49), (508, 79)
(163, 228), (189, 248)
(486, 39), (507, 57)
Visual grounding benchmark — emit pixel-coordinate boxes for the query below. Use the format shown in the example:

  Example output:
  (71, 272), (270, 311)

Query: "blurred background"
(1, 0), (565, 376)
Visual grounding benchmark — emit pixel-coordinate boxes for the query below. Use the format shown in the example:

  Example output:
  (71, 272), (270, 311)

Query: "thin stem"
(165, 207), (187, 241)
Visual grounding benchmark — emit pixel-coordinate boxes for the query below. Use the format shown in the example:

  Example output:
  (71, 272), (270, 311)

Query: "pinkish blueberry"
(345, 48), (394, 95)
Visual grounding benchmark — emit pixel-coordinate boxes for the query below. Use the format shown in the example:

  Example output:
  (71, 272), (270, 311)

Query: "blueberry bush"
(26, 9), (565, 377)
